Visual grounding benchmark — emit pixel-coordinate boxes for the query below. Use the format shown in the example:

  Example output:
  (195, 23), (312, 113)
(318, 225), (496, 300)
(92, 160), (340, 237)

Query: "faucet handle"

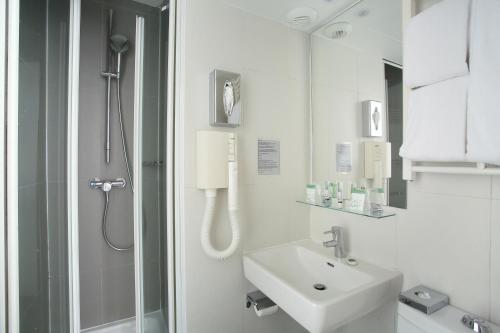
(324, 226), (342, 235)
(324, 228), (334, 235)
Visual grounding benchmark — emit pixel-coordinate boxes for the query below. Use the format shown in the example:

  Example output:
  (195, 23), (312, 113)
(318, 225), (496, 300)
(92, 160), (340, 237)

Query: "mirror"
(311, 0), (406, 209)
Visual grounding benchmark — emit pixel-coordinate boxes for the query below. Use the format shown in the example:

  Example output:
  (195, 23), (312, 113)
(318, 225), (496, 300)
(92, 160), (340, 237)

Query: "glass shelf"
(296, 200), (396, 219)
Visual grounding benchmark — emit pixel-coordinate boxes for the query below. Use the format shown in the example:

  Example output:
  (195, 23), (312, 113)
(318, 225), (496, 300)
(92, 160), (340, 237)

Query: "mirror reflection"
(311, 0), (406, 209)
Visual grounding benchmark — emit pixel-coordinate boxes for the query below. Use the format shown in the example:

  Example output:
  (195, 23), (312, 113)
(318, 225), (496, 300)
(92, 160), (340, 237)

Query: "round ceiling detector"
(322, 22), (353, 39)
(286, 7), (318, 27)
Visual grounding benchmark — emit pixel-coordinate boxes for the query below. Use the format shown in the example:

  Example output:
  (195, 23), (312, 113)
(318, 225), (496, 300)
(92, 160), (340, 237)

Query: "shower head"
(110, 34), (129, 77)
(110, 34), (129, 54)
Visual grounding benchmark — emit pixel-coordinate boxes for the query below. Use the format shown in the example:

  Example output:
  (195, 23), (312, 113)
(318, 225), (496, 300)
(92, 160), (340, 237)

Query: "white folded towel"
(399, 76), (468, 162)
(404, 0), (470, 88)
(466, 0), (500, 165)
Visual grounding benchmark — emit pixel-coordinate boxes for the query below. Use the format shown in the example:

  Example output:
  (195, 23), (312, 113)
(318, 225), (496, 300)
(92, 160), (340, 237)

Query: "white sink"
(243, 239), (403, 333)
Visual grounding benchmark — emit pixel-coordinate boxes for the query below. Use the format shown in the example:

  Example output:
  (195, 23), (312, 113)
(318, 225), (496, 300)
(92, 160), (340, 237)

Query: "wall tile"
(334, 301), (397, 333)
(490, 200), (500, 324)
(310, 206), (397, 269)
(242, 13), (291, 76)
(356, 50), (385, 97)
(101, 264), (136, 323)
(312, 85), (359, 180)
(492, 176), (500, 200)
(80, 270), (103, 329)
(242, 184), (293, 251)
(397, 192), (491, 318)
(309, 15), (497, 331)
(186, 0), (244, 74)
(410, 173), (492, 199)
(312, 36), (357, 90)
(183, 187), (245, 333)
(78, 179), (104, 273)
(181, 1), (309, 332)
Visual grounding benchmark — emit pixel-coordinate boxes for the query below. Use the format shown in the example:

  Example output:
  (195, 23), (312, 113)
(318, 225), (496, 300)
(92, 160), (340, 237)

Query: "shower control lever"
(89, 178), (126, 192)
(101, 71), (118, 79)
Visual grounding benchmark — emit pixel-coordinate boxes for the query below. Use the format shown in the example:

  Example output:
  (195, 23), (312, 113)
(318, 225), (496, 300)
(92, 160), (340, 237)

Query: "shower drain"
(313, 283), (327, 291)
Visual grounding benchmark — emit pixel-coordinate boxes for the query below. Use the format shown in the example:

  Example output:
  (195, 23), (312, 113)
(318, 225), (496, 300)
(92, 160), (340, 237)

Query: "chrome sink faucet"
(323, 226), (346, 258)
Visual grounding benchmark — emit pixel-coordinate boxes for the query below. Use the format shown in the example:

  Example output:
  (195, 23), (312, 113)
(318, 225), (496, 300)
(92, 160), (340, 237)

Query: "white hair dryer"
(196, 130), (240, 260)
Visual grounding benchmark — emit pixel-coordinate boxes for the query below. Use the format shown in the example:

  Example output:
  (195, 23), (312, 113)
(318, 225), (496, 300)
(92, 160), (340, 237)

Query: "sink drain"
(313, 283), (327, 291)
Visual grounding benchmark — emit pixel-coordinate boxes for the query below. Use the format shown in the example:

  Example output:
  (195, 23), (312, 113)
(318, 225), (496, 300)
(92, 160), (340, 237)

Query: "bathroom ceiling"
(220, 0), (359, 32)
(319, 0), (402, 64)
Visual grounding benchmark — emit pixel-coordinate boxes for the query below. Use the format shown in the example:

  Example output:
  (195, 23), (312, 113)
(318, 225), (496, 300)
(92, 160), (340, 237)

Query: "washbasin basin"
(243, 239), (402, 333)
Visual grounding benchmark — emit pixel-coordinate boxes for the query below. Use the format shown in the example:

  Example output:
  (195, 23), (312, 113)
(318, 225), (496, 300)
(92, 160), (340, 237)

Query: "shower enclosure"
(2, 0), (176, 332)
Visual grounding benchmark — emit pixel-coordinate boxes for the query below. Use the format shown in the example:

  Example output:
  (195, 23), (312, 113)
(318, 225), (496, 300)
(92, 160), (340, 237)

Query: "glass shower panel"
(78, 1), (167, 331)
(138, 7), (168, 333)
(78, 1), (138, 329)
(18, 0), (70, 331)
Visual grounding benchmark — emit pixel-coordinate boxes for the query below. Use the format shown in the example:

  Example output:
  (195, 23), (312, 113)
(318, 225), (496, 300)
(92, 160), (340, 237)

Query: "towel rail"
(404, 161), (500, 180)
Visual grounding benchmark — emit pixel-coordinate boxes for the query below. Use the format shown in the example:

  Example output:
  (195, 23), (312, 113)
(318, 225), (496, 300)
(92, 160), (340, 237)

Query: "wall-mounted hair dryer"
(196, 130), (240, 260)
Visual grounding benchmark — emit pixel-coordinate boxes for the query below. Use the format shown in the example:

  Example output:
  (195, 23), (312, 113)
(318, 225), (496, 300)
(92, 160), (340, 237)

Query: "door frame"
(0, 0), (7, 330)
(6, 0), (20, 330)
(67, 0), (82, 331)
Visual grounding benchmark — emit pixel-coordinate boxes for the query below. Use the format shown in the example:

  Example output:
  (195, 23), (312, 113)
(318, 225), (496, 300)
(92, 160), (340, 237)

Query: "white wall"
(178, 0), (309, 332)
(177, 1), (500, 332)
(311, 174), (500, 324)
(311, 35), (387, 183)
(310, 0), (500, 327)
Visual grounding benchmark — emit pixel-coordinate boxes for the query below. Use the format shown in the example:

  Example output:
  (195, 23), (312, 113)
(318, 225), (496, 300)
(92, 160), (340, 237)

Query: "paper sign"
(258, 140), (280, 175)
(336, 143), (352, 174)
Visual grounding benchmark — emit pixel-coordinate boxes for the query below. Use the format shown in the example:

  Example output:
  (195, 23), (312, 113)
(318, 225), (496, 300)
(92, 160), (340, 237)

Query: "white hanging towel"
(404, 0), (470, 88)
(467, 0), (500, 165)
(399, 76), (468, 162)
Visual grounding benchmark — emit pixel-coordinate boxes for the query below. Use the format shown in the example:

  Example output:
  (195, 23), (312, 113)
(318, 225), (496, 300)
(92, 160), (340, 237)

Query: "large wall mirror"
(311, 0), (406, 209)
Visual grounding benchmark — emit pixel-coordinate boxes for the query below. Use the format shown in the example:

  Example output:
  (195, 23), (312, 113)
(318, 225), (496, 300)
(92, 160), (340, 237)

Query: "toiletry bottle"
(369, 187), (384, 212)
(306, 184), (319, 204)
(336, 181), (343, 208)
(321, 182), (332, 207)
(329, 182), (337, 200)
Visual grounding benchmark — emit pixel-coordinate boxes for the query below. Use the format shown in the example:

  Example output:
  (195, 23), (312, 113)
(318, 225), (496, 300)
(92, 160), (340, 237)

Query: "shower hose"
(100, 75), (137, 252)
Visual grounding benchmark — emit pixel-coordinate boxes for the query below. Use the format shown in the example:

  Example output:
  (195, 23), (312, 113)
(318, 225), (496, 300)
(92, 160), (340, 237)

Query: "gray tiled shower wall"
(78, 0), (166, 329)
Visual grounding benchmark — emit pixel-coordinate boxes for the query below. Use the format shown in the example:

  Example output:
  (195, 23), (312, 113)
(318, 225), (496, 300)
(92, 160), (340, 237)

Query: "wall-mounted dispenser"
(362, 100), (383, 137)
(197, 130), (240, 260)
(209, 69), (241, 127)
(364, 142), (391, 187)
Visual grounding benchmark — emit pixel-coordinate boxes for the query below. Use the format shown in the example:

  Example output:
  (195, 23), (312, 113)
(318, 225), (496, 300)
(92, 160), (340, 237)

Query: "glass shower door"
(6, 0), (72, 331)
(134, 7), (170, 332)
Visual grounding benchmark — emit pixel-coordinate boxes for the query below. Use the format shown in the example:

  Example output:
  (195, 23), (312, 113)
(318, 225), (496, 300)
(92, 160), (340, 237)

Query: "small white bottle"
(321, 182), (332, 207)
(336, 181), (343, 208)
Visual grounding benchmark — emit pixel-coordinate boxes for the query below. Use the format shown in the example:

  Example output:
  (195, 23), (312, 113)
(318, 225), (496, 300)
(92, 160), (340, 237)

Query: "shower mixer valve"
(89, 178), (126, 192)
(89, 177), (132, 252)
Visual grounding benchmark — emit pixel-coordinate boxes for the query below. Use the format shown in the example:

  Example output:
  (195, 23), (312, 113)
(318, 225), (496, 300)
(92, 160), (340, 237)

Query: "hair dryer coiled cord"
(200, 161), (240, 260)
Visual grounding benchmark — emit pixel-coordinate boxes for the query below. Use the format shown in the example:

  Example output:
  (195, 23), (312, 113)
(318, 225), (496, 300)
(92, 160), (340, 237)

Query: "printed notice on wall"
(258, 139), (280, 175)
(336, 142), (352, 174)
